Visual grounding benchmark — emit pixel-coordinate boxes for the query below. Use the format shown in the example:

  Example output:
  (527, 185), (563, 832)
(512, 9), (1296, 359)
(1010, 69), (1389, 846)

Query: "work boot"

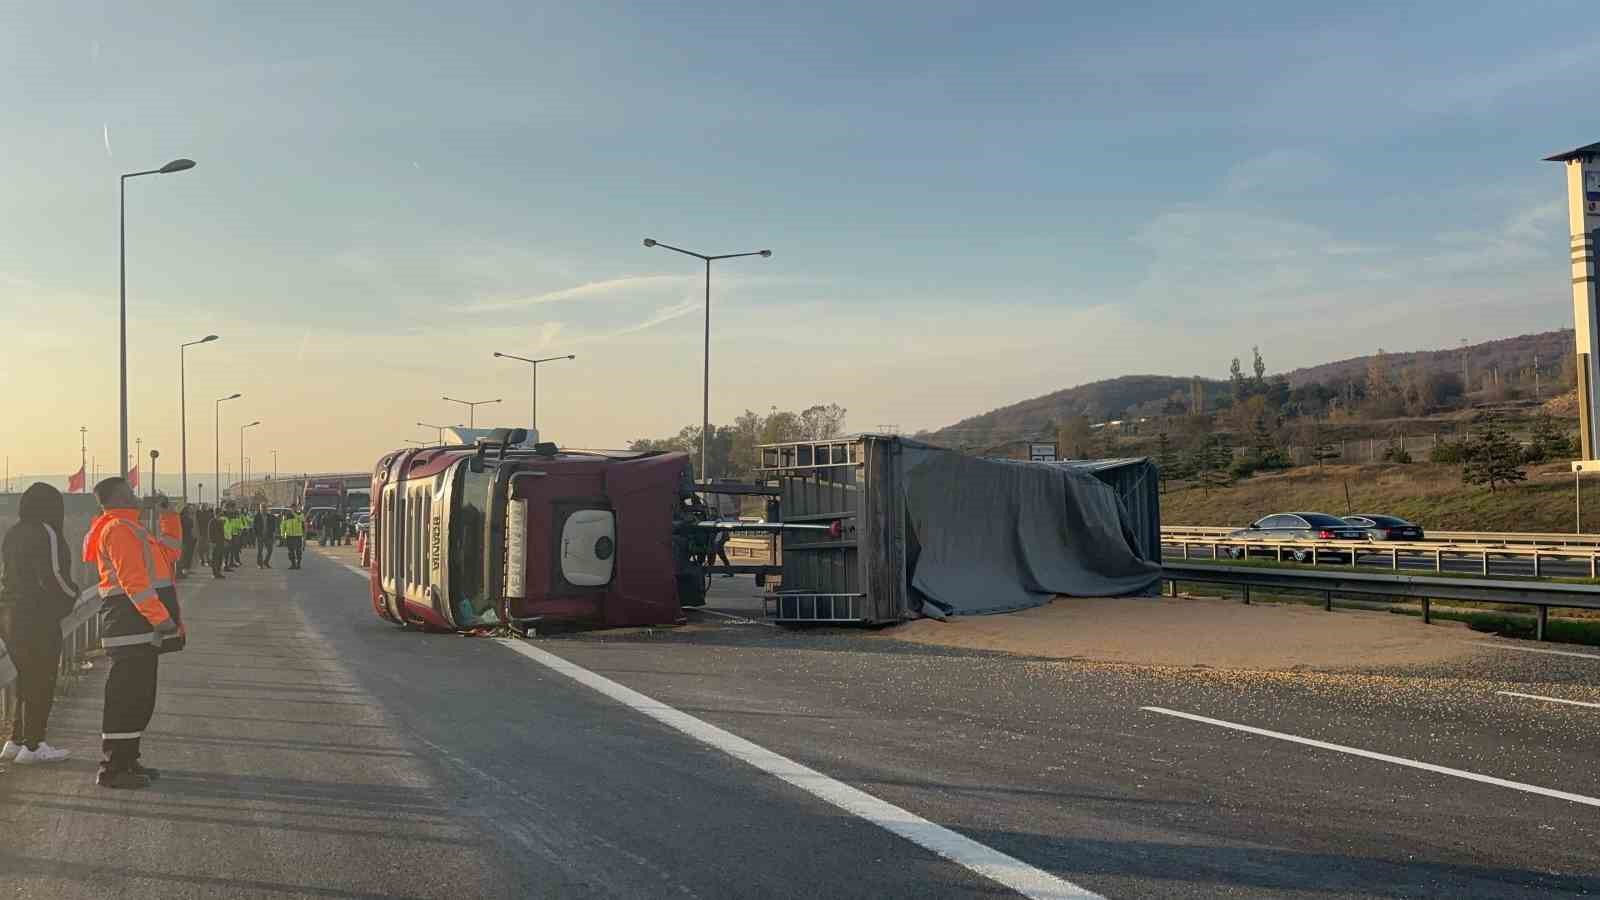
(130, 761), (160, 781)
(96, 769), (151, 790)
(1, 740), (21, 761)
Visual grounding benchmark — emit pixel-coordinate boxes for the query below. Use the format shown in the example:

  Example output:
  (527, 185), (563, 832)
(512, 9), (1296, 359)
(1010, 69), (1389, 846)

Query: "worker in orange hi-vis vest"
(84, 477), (177, 790)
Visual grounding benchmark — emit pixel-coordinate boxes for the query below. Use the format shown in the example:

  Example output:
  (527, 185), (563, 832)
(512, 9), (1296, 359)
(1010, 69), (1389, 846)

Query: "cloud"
(461, 274), (686, 312)
(585, 299), (700, 341)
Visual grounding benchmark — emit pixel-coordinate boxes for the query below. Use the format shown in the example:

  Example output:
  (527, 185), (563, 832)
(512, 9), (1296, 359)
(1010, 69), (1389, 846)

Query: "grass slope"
(1162, 461), (1585, 532)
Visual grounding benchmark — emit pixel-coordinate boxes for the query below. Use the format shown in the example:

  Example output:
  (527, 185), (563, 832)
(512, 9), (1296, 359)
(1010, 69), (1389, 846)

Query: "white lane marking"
(1472, 642), (1600, 661)
(1143, 706), (1600, 808)
(498, 637), (1101, 900)
(1496, 690), (1600, 709)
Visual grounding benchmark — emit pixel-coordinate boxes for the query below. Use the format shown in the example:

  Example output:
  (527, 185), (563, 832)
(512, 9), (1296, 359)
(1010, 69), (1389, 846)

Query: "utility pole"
(79, 426), (87, 492)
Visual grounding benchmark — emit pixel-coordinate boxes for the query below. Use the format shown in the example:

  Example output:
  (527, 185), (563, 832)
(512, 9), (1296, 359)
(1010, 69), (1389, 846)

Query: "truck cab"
(368, 431), (705, 631)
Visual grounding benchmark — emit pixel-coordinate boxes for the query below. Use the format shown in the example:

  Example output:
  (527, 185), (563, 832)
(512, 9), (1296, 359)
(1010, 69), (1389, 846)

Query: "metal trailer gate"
(756, 435), (909, 624)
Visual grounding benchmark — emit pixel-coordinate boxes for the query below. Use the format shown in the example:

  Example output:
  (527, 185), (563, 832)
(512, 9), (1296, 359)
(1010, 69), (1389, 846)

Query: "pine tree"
(1462, 419), (1526, 492)
(1229, 357), (1246, 403)
(1525, 414), (1572, 464)
(1155, 432), (1177, 492)
(1252, 346), (1266, 387)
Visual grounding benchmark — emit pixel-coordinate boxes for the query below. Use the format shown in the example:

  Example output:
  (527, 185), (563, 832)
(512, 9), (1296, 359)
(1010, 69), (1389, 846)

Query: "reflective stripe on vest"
(102, 632), (161, 648)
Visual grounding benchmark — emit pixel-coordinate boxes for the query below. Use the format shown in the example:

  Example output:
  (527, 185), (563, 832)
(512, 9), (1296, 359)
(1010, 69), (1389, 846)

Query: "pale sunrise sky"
(0, 0), (1588, 486)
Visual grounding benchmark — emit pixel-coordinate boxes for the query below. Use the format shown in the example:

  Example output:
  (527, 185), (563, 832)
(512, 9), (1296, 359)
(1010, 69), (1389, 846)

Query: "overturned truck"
(760, 435), (1163, 624)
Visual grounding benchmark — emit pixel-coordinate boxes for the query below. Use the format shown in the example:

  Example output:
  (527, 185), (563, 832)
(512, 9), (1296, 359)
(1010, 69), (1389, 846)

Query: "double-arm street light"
(121, 157), (196, 478)
(214, 393), (241, 505)
(441, 396), (500, 429)
(492, 352), (575, 434)
(180, 334), (219, 502)
(240, 421), (260, 500)
(642, 238), (771, 480)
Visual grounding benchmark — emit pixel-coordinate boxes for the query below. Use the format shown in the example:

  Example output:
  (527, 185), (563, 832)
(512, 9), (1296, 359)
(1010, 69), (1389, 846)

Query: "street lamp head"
(150, 449), (159, 460)
(246, 420), (260, 428)
(493, 352), (504, 358)
(201, 334), (218, 343)
(759, 250), (772, 257)
(222, 393), (241, 401)
(567, 354), (576, 360)
(643, 238), (657, 248)
(159, 158), (196, 174)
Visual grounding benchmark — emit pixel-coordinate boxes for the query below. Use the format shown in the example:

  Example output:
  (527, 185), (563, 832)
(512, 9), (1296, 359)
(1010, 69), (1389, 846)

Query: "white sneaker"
(14, 743), (71, 764)
(0, 740), (20, 761)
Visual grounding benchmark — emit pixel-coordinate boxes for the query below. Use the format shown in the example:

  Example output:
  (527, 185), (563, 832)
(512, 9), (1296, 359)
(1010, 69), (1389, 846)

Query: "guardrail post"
(1534, 550), (1541, 578)
(1350, 547), (1357, 568)
(1182, 542), (1189, 560)
(1481, 550), (1489, 577)
(1537, 605), (1548, 641)
(1276, 544), (1283, 563)
(1242, 584), (1250, 605)
(1391, 548), (1399, 571)
(1422, 596), (1431, 624)
(1592, 553), (1597, 580)
(1312, 546), (1319, 566)
(1435, 548), (1442, 573)
(1324, 590), (1332, 611)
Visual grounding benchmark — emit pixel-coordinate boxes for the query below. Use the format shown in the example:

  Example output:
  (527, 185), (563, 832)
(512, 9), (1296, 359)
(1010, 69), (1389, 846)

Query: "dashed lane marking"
(1143, 706), (1600, 808)
(1496, 690), (1600, 709)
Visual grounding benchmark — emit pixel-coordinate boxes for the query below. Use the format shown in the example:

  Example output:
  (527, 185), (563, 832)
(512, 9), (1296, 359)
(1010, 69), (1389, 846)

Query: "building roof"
(1545, 142), (1600, 162)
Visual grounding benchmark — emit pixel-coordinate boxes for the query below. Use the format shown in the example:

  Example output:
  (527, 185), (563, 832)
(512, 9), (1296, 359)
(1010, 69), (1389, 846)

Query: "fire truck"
(301, 478), (346, 538)
(367, 429), (714, 631)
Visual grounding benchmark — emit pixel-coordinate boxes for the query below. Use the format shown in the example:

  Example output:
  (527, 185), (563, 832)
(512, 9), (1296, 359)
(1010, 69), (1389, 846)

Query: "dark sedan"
(1342, 514), (1424, 542)
(1223, 512), (1368, 561)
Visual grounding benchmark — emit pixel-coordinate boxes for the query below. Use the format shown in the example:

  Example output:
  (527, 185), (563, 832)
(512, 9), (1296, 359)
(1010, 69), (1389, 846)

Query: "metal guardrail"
(1164, 562), (1600, 641)
(0, 587), (101, 731)
(1163, 536), (1600, 578)
(1164, 525), (1600, 548)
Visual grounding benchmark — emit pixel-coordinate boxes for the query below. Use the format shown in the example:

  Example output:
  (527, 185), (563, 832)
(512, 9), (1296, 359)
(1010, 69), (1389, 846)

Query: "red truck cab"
(368, 431), (702, 631)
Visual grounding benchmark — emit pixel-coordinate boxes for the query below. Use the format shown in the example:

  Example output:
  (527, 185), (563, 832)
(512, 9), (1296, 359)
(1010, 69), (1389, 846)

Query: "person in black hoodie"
(0, 482), (79, 763)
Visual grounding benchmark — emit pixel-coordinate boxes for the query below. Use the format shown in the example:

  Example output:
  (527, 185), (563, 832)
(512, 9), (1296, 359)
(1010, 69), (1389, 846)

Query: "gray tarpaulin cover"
(901, 446), (1162, 617)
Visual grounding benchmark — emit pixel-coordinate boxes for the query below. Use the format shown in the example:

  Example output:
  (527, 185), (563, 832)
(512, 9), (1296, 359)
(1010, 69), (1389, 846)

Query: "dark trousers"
(100, 649), (158, 772)
(210, 541), (225, 576)
(257, 534), (275, 566)
(6, 623), (61, 749)
(228, 537), (243, 567)
(286, 537), (304, 567)
(179, 538), (196, 575)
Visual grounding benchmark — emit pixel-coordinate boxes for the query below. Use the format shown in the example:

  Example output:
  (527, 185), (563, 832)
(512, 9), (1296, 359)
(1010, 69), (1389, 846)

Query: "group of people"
(196, 504), (309, 576)
(0, 483), (320, 789)
(315, 509), (350, 547)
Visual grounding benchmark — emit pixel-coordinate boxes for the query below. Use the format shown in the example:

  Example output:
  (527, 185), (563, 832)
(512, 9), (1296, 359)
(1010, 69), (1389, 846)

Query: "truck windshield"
(450, 464), (498, 625)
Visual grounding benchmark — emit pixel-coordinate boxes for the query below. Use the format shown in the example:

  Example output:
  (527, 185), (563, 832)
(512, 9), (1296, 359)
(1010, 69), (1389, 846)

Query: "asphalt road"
(1165, 541), (1600, 578)
(3, 547), (1598, 898)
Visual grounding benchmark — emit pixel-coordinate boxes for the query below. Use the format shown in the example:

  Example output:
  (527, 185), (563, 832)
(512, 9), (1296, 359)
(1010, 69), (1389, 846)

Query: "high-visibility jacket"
(83, 509), (175, 654)
(156, 510), (183, 567)
(280, 515), (305, 538)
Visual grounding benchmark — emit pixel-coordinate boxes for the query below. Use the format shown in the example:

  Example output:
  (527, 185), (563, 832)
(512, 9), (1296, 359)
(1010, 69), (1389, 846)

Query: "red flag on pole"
(128, 465), (139, 491)
(67, 466), (85, 493)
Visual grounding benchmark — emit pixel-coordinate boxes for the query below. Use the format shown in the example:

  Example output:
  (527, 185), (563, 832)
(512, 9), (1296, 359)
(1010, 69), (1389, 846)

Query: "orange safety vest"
(157, 510), (183, 569)
(84, 509), (172, 651)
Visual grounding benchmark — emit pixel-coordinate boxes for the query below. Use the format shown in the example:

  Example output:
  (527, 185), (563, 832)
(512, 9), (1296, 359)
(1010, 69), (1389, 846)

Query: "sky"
(0, 0), (1592, 483)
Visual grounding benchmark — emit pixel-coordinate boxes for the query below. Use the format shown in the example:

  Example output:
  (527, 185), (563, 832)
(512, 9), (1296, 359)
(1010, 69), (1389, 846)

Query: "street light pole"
(492, 352), (576, 434)
(214, 393), (240, 506)
(440, 396), (501, 429)
(241, 421), (260, 501)
(120, 158), (196, 479)
(180, 334), (219, 503)
(642, 238), (771, 481)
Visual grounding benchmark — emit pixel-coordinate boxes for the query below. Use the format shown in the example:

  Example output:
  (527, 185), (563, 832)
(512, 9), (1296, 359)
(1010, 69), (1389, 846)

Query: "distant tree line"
(629, 404), (847, 480)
